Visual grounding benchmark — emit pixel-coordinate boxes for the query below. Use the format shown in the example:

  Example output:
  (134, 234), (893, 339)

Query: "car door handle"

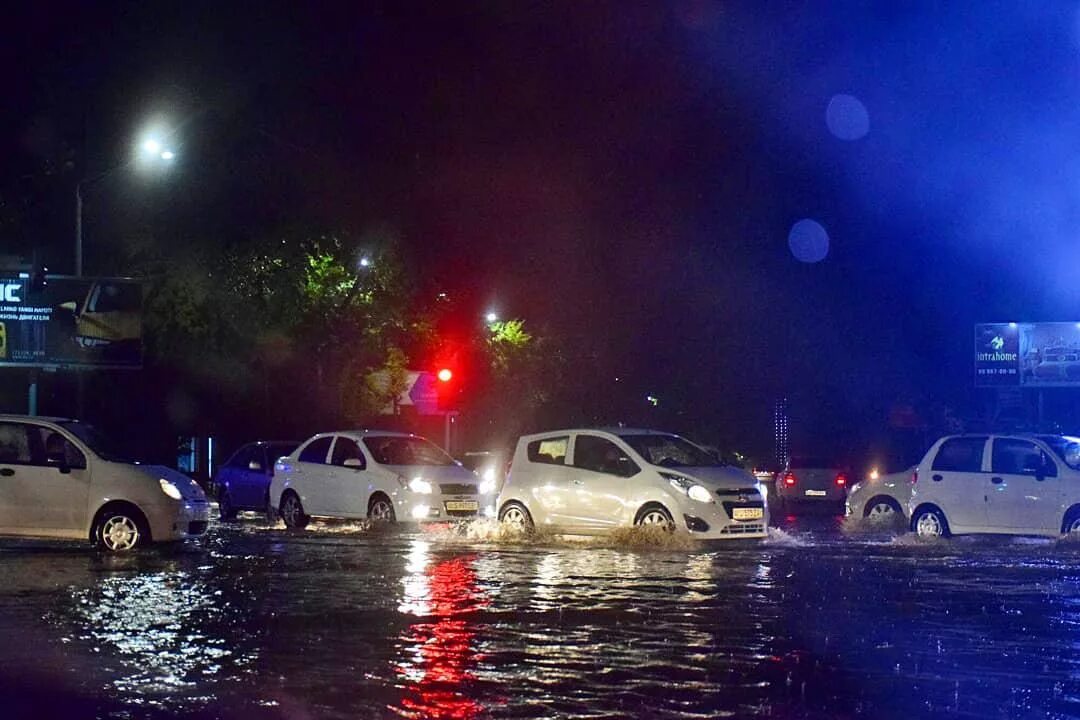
(991, 476), (1004, 485)
(571, 479), (584, 486)
(0, 468), (13, 477)
(931, 474), (943, 482)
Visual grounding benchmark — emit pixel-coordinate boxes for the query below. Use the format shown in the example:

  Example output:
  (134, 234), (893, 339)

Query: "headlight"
(159, 478), (183, 500)
(478, 478), (497, 494)
(409, 477), (433, 494)
(687, 485), (713, 503)
(661, 472), (713, 503)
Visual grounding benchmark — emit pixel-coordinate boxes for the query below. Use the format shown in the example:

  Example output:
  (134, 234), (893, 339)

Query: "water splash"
(763, 527), (809, 547)
(841, 513), (907, 535)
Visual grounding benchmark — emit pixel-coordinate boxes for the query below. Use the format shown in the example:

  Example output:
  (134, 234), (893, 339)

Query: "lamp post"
(67, 129), (175, 418)
(75, 132), (176, 277)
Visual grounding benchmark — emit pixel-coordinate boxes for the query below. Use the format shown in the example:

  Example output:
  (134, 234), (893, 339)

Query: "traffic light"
(435, 365), (460, 411)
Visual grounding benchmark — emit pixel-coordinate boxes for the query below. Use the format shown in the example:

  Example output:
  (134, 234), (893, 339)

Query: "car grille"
(445, 508), (479, 518)
(720, 523), (765, 535)
(188, 521), (209, 536)
(714, 487), (761, 498)
(440, 483), (478, 495)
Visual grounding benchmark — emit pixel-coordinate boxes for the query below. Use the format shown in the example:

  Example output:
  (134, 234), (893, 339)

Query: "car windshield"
(57, 421), (133, 463)
(363, 436), (456, 466)
(1037, 435), (1080, 470)
(618, 434), (720, 468)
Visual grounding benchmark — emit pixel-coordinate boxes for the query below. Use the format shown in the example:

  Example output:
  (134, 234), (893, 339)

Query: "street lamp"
(485, 311), (499, 324)
(76, 128), (176, 277)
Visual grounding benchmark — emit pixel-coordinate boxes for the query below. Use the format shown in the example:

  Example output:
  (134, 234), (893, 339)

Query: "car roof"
(0, 414), (76, 424)
(324, 430), (420, 439)
(518, 427), (681, 441)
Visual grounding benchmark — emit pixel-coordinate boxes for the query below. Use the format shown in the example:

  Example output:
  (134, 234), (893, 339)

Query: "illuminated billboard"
(0, 275), (143, 369)
(975, 323), (1080, 387)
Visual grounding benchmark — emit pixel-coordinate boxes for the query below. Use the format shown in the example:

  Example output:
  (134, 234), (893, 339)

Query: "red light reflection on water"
(396, 554), (486, 719)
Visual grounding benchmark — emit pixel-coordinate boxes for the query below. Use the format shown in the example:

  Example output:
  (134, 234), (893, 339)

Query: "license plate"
(445, 501), (478, 512)
(733, 507), (763, 520)
(805, 489), (827, 497)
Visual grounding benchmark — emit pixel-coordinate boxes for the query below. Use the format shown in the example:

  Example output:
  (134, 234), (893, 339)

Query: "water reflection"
(69, 567), (247, 707)
(396, 540), (488, 719)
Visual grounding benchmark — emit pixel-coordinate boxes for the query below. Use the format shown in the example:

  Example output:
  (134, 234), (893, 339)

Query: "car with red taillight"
(774, 456), (849, 510)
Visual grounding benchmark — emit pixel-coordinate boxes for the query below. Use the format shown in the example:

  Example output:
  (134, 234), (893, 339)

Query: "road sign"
(406, 371), (440, 415)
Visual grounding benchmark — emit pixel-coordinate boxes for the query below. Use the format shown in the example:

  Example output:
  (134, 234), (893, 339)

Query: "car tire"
(498, 501), (534, 531)
(864, 496), (902, 521)
(218, 490), (238, 522)
(280, 491), (309, 530)
(634, 503), (675, 531)
(368, 494), (397, 523)
(95, 507), (149, 552)
(912, 506), (950, 538)
(1061, 506), (1080, 535)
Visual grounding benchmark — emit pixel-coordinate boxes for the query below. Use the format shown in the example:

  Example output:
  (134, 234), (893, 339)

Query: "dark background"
(2, 1), (1078, 469)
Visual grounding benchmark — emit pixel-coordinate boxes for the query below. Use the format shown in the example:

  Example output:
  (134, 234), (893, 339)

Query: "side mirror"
(343, 458), (364, 469)
(248, 460), (263, 472)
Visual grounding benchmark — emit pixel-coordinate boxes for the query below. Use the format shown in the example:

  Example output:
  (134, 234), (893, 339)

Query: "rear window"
(789, 457), (832, 469)
(527, 437), (568, 465)
(299, 437), (333, 464)
(931, 437), (987, 472)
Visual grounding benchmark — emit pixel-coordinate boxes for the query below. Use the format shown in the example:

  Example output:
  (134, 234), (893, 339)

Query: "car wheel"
(280, 492), (309, 530)
(864, 497), (902, 521)
(635, 503), (675, 531)
(96, 508), (148, 552)
(1061, 507), (1080, 534)
(368, 495), (397, 523)
(912, 507), (949, 538)
(498, 501), (534, 531)
(218, 490), (238, 522)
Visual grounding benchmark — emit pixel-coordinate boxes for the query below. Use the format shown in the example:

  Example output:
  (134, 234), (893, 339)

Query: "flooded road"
(2, 512), (1080, 719)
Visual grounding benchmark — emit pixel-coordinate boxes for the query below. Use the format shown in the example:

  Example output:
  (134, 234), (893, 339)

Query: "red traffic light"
(437, 368), (453, 382)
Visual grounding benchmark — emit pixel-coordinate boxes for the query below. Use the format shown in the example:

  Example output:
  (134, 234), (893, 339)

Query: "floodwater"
(2, 510), (1080, 719)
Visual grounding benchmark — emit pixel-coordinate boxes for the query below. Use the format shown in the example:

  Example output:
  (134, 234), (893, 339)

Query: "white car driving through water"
(269, 430), (494, 527)
(909, 433), (1080, 538)
(497, 428), (768, 539)
(0, 414), (210, 552)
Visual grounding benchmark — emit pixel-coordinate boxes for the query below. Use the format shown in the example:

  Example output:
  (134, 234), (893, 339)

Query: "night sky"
(3, 1), (1078, 465)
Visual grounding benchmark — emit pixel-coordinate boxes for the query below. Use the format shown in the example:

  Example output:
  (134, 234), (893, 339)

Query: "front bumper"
(394, 492), (497, 521)
(679, 501), (768, 540)
(145, 499), (213, 542)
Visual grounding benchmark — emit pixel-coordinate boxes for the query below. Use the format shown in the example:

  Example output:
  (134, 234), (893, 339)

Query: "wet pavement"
(2, 508), (1080, 719)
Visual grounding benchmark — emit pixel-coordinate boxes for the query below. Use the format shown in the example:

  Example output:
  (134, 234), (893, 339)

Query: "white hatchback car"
(909, 433), (1080, 537)
(497, 428), (768, 539)
(0, 415), (211, 551)
(269, 430), (493, 527)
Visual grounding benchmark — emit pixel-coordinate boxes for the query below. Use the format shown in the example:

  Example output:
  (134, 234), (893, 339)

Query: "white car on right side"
(909, 433), (1080, 538)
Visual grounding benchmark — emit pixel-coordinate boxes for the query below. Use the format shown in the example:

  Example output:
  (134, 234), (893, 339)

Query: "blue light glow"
(826, 94), (869, 141)
(788, 219), (830, 263)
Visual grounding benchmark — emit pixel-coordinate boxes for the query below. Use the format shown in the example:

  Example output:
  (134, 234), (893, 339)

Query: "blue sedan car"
(215, 441), (298, 520)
